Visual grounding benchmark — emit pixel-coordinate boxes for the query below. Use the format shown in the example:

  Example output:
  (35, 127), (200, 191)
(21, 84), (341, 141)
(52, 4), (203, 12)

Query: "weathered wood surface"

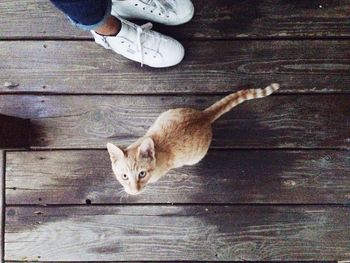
(0, 94), (349, 149)
(0, 151), (4, 262)
(6, 150), (350, 205)
(0, 115), (30, 149)
(5, 206), (350, 261)
(1, 0), (350, 39)
(1, 40), (350, 94)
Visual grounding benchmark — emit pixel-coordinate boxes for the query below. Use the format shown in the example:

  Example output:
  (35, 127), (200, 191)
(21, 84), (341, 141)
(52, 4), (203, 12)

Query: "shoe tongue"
(117, 20), (153, 45)
(116, 20), (135, 39)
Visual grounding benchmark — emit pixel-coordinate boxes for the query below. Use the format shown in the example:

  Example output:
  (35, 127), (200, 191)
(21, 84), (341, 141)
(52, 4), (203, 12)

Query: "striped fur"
(108, 83), (280, 195)
(204, 83), (280, 123)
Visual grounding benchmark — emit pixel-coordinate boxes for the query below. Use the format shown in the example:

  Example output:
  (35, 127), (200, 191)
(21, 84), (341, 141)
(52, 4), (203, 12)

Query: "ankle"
(95, 16), (121, 36)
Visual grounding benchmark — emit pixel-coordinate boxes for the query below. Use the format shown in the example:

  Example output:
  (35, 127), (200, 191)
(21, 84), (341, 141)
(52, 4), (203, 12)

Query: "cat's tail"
(203, 83), (280, 123)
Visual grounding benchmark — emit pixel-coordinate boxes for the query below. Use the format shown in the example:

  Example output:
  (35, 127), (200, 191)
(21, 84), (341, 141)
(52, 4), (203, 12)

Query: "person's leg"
(50, 0), (120, 34)
(95, 16), (121, 36)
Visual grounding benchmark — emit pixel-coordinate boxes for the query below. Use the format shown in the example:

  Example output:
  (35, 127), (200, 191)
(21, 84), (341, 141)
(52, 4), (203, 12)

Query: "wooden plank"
(0, 115), (30, 149)
(0, 40), (349, 94)
(0, 0), (349, 39)
(0, 151), (4, 262)
(0, 94), (349, 149)
(5, 206), (350, 261)
(5, 150), (350, 205)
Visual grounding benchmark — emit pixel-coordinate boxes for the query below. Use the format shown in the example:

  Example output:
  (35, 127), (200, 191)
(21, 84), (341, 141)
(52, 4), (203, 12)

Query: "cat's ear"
(138, 137), (155, 160)
(107, 143), (124, 163)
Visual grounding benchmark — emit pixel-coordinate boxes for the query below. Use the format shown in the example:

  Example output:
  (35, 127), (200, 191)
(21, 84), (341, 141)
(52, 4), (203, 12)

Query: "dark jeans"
(50, 0), (112, 30)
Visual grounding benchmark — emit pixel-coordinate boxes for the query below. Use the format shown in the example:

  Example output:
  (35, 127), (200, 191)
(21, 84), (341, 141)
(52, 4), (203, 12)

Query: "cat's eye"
(139, 171), (147, 178)
(121, 174), (128, 180)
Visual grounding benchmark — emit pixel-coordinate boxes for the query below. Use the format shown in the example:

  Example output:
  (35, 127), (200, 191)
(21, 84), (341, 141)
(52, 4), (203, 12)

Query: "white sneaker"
(91, 18), (185, 68)
(111, 0), (194, 26)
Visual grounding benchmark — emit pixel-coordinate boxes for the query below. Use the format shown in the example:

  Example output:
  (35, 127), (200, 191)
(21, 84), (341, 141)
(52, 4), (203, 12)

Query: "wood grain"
(1, 40), (350, 94)
(1, 0), (349, 39)
(5, 150), (350, 205)
(1, 0), (349, 261)
(5, 206), (350, 261)
(0, 151), (4, 262)
(0, 94), (349, 149)
(0, 115), (30, 149)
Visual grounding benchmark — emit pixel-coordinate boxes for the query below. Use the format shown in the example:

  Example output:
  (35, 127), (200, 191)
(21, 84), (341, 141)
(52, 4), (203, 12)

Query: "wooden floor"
(1, 0), (350, 261)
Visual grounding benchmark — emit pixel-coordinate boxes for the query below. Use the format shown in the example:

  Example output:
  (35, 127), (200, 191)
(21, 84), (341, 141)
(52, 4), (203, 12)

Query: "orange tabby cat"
(107, 83), (280, 194)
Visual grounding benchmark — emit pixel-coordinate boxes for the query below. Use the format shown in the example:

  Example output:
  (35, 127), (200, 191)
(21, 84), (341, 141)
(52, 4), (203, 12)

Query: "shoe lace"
(117, 17), (166, 67)
(135, 22), (153, 66)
